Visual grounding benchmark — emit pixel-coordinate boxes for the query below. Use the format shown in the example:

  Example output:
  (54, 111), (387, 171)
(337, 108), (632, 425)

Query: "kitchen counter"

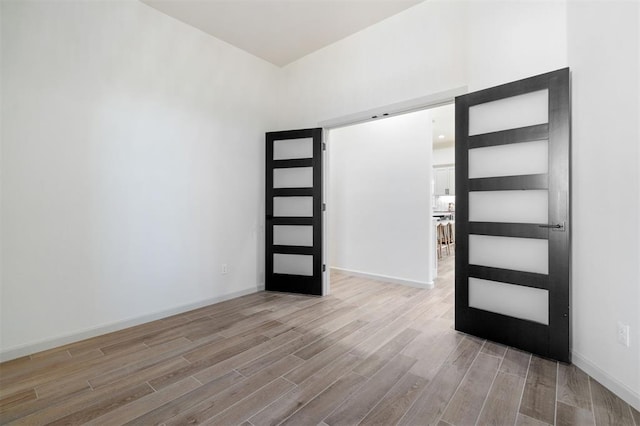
(433, 211), (455, 220)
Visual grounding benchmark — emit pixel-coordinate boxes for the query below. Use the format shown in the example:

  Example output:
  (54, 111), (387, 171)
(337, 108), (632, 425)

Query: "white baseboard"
(572, 350), (640, 411)
(331, 267), (434, 289)
(0, 286), (261, 362)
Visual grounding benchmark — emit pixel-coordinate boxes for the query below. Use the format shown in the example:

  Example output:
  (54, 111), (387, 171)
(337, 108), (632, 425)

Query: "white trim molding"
(331, 267), (434, 290)
(0, 286), (261, 362)
(572, 350), (640, 412)
(318, 86), (467, 130)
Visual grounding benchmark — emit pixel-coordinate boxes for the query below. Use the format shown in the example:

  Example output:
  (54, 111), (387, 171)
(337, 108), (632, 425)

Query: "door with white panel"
(266, 128), (323, 295)
(455, 68), (570, 362)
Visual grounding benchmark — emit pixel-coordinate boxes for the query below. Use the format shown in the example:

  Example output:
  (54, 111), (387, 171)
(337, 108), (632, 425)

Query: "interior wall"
(0, 0), (279, 358)
(567, 0), (640, 406)
(465, 0), (568, 91)
(433, 144), (454, 166)
(329, 110), (433, 287)
(281, 0), (639, 409)
(277, 1), (467, 129)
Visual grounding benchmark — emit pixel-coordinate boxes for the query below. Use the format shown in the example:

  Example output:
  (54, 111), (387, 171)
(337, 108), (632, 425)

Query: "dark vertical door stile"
(266, 128), (323, 295)
(455, 68), (571, 362)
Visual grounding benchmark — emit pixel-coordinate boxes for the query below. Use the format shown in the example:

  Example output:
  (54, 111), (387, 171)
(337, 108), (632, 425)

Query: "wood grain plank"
(1, 380), (92, 423)
(280, 372), (367, 426)
(402, 324), (465, 382)
(143, 314), (241, 347)
(12, 378), (155, 426)
(64, 318), (188, 357)
(481, 340), (508, 358)
(501, 347), (531, 378)
(631, 405), (640, 426)
(10, 366), (171, 425)
(235, 332), (323, 377)
(325, 354), (417, 425)
(249, 353), (362, 426)
(294, 320), (367, 360)
(183, 327), (273, 363)
(45, 383), (155, 426)
(347, 308), (423, 362)
(191, 329), (303, 384)
(400, 318), (451, 359)
(590, 378), (635, 425)
(0, 389), (37, 413)
(275, 299), (345, 327)
(359, 372), (429, 426)
(217, 311), (287, 338)
(149, 334), (270, 390)
(84, 377), (200, 425)
(398, 336), (482, 425)
(283, 328), (369, 385)
(353, 328), (420, 377)
(557, 362), (592, 411)
(556, 400), (595, 426)
(2, 339), (174, 399)
(292, 305), (358, 334)
(516, 413), (552, 425)
(237, 294), (298, 316)
(259, 296), (325, 324)
(0, 356), (32, 371)
(162, 355), (304, 426)
(89, 355), (190, 389)
(34, 340), (186, 397)
(476, 371), (526, 426)
(206, 377), (296, 425)
(519, 356), (557, 424)
(125, 370), (245, 425)
(184, 294), (280, 322)
(0, 350), (71, 386)
(440, 352), (501, 426)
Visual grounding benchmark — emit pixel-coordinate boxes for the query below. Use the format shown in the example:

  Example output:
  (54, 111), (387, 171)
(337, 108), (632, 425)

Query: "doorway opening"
(324, 103), (456, 297)
(431, 104), (456, 288)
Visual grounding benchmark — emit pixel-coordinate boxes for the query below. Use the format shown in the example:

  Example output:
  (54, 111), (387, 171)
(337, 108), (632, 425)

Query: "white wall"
(465, 0), (568, 91)
(329, 111), (433, 287)
(567, 0), (640, 406)
(281, 0), (639, 409)
(278, 1), (467, 129)
(433, 144), (454, 166)
(0, 0), (279, 358)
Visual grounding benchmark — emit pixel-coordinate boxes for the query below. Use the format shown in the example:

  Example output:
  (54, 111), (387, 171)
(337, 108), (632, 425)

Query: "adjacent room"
(1, 0), (639, 424)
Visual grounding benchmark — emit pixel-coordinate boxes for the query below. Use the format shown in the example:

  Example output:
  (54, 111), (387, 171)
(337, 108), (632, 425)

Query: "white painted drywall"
(278, 1), (468, 129)
(280, 0), (639, 408)
(567, 0), (640, 406)
(433, 144), (454, 166)
(0, 1), (279, 358)
(329, 110), (433, 286)
(465, 0), (568, 92)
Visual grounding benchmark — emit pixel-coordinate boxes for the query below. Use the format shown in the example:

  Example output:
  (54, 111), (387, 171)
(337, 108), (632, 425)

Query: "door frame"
(318, 86), (467, 296)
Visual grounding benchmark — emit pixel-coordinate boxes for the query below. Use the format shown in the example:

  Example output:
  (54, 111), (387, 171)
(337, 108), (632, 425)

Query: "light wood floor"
(1, 255), (638, 425)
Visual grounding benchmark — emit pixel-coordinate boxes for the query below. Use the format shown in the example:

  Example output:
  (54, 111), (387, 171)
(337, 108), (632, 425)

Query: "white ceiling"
(141, 0), (424, 67)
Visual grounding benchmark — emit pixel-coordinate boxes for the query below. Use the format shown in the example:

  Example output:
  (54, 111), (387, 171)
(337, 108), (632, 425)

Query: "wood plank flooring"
(1, 254), (638, 425)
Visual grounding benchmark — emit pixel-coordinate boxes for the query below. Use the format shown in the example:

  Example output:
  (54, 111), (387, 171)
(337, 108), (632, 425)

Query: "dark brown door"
(266, 128), (323, 295)
(455, 68), (571, 362)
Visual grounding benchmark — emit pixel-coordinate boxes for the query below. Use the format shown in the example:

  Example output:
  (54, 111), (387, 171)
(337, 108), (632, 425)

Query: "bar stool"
(437, 223), (451, 257)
